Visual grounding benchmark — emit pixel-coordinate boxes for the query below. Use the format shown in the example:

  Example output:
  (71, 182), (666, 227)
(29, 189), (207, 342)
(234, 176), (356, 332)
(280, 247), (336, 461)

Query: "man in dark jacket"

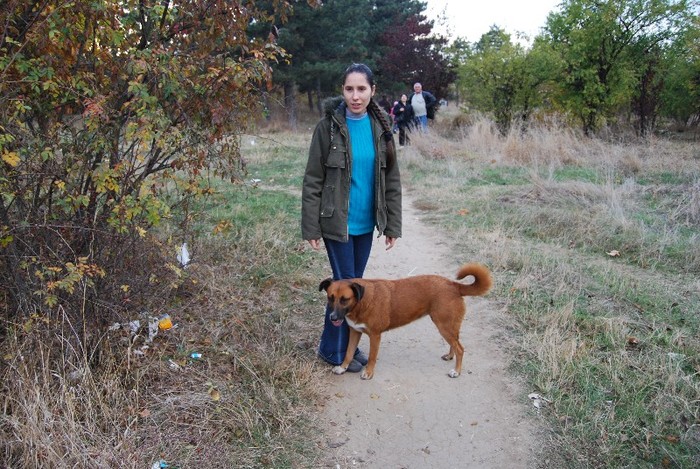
(409, 82), (437, 131)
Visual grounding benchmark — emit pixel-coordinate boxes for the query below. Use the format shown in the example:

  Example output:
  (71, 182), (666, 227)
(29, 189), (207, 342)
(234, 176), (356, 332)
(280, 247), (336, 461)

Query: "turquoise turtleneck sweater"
(345, 111), (376, 235)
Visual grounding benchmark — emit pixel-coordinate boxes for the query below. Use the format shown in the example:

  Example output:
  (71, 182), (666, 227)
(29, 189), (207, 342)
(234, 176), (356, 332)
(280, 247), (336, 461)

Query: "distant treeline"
(256, 0), (698, 136)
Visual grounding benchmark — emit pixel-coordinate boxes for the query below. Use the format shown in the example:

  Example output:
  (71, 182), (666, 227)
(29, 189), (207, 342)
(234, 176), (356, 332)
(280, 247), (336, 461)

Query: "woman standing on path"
(392, 93), (413, 146)
(301, 63), (402, 372)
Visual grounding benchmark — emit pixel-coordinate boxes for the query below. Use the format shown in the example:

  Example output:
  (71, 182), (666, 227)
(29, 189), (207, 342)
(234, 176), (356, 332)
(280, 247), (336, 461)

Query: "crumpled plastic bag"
(528, 392), (551, 410)
(177, 242), (191, 267)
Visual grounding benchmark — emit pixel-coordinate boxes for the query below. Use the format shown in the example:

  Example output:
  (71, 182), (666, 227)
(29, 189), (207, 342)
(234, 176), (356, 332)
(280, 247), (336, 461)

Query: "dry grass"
(402, 107), (700, 467)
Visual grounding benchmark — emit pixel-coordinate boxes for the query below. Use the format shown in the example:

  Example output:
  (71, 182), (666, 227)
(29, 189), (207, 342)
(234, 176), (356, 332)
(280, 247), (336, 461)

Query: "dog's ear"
(350, 282), (365, 301)
(319, 278), (333, 292)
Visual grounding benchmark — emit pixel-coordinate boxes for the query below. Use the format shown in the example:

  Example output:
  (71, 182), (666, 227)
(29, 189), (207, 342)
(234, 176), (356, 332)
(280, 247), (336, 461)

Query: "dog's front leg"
(361, 333), (381, 380)
(332, 328), (363, 375)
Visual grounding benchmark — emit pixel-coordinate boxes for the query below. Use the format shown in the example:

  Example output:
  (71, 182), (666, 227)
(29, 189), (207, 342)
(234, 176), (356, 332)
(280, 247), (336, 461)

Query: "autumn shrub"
(0, 1), (304, 467)
(0, 0), (286, 322)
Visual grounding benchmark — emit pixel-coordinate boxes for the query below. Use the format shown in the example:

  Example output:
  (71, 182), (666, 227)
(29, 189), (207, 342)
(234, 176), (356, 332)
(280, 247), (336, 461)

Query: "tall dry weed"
(1, 317), (136, 467)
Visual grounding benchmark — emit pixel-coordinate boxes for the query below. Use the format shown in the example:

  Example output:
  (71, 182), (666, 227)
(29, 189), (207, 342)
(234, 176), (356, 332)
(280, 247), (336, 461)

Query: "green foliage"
(449, 0), (699, 135)
(0, 0), (287, 319)
(542, 0), (694, 134)
(660, 16), (700, 125)
(455, 27), (537, 134)
(266, 0), (454, 117)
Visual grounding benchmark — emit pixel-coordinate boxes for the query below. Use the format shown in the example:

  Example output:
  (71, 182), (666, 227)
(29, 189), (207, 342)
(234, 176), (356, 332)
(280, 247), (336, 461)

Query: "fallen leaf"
(626, 337), (640, 349)
(457, 209), (469, 216)
(139, 408), (151, 418)
(607, 250), (620, 257)
(2, 150), (20, 167)
(370, 393), (380, 400)
(209, 388), (221, 401)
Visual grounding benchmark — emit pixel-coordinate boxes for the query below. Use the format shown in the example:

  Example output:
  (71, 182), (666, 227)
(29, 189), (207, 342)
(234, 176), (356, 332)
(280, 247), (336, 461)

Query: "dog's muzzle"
(328, 307), (348, 327)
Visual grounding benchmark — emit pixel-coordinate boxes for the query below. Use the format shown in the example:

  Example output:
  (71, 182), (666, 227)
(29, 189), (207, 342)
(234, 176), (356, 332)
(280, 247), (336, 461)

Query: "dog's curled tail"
(455, 263), (493, 297)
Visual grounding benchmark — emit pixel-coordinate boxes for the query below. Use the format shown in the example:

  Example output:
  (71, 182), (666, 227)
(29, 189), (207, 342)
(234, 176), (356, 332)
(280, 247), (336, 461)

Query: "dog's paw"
(332, 365), (347, 375)
(441, 353), (454, 361)
(360, 370), (373, 380)
(448, 369), (460, 378)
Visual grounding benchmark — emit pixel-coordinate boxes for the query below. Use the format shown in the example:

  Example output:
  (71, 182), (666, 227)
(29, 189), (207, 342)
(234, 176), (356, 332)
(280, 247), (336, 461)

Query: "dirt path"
(316, 190), (538, 468)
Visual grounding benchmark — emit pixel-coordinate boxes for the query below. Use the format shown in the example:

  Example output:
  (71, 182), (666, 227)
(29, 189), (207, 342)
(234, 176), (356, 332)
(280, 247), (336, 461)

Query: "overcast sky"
(425, 0), (562, 43)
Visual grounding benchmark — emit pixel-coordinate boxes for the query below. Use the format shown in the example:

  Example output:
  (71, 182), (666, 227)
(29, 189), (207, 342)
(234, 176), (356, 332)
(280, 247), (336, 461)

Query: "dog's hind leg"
(447, 339), (465, 378)
(433, 320), (465, 378)
(441, 346), (455, 362)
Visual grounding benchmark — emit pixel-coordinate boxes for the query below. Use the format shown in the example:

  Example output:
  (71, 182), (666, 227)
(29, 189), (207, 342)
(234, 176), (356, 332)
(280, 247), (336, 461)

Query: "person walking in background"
(301, 63), (402, 373)
(390, 99), (398, 133)
(378, 94), (392, 114)
(392, 94), (413, 146)
(409, 82), (437, 131)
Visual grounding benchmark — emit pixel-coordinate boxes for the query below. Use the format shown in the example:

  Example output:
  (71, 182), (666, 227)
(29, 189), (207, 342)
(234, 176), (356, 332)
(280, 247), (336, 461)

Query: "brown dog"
(319, 263), (493, 380)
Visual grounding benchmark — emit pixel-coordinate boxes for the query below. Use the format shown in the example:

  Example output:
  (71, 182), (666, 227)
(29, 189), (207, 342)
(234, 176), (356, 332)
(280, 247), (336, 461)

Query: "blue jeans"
(318, 232), (373, 365)
(415, 115), (428, 131)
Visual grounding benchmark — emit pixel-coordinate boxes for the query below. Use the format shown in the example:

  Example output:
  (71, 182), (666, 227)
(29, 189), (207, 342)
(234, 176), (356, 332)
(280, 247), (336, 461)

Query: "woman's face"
(400, 94), (407, 103)
(343, 72), (375, 116)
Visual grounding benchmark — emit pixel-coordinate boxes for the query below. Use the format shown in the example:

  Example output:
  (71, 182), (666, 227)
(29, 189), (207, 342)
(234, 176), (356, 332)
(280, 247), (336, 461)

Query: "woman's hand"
(308, 239), (321, 251)
(385, 236), (397, 250)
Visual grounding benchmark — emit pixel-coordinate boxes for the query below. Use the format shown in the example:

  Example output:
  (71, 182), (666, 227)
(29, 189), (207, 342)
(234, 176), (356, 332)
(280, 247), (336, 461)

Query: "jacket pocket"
(326, 147), (347, 168)
(321, 147), (346, 218)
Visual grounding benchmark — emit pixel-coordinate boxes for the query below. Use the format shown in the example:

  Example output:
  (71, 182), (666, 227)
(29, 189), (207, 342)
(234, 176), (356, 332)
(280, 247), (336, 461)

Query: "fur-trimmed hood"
(322, 96), (345, 117)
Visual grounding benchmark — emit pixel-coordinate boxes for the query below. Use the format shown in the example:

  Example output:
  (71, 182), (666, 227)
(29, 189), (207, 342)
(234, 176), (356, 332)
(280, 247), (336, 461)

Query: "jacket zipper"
(335, 115), (351, 242)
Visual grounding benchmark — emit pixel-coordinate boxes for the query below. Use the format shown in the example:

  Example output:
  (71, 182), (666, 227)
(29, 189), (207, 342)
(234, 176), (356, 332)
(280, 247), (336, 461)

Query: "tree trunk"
(284, 81), (297, 130)
(261, 92), (271, 121)
(634, 54), (662, 138)
(316, 77), (323, 116)
(307, 89), (314, 112)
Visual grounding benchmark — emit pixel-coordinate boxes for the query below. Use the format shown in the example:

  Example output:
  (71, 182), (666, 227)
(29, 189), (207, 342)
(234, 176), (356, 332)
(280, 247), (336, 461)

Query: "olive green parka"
(301, 97), (402, 243)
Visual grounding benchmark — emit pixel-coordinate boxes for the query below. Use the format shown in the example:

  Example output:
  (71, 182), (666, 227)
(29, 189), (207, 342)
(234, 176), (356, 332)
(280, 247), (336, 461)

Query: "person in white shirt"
(409, 82), (437, 131)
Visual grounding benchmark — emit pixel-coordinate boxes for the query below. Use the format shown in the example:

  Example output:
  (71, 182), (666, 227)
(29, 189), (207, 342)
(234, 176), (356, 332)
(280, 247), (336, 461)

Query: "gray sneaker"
(346, 359), (363, 373)
(353, 350), (368, 366)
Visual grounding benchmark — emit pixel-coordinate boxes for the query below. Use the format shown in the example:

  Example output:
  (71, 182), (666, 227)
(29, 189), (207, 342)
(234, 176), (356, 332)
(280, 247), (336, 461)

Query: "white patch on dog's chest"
(346, 317), (367, 332)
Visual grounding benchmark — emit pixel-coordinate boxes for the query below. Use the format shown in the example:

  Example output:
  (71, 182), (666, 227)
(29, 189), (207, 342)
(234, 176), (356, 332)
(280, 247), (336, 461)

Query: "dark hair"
(342, 63), (396, 169)
(342, 63), (375, 87)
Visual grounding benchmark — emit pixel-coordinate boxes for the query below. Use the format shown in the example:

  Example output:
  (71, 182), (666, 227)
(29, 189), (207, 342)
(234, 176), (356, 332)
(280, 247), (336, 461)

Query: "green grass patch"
(552, 166), (601, 183)
(467, 166), (530, 185)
